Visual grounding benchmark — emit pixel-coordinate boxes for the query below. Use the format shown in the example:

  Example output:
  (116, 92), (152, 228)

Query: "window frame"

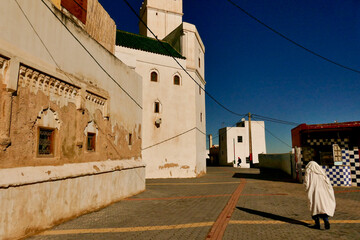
(37, 127), (56, 157)
(150, 71), (158, 82)
(154, 101), (160, 113)
(87, 132), (96, 152)
(173, 75), (180, 85)
(237, 136), (243, 143)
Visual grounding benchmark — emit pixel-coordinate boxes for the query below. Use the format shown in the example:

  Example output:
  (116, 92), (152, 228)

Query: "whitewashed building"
(219, 120), (266, 168)
(115, 0), (206, 178)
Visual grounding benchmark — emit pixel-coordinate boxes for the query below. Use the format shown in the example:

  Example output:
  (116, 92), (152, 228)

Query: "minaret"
(139, 0), (183, 39)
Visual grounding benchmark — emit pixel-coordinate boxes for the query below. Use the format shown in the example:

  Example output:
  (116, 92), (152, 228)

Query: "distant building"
(291, 121), (360, 186)
(0, 0), (144, 239)
(115, 0), (206, 178)
(219, 120), (266, 168)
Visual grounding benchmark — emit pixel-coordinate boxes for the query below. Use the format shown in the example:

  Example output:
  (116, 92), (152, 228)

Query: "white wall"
(140, 0), (183, 39)
(218, 121), (267, 168)
(115, 46), (203, 178)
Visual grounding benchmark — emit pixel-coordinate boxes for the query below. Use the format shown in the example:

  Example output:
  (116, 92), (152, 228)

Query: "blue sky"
(98, 0), (360, 153)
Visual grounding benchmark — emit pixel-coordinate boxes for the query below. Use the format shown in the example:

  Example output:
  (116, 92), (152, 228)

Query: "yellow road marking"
(147, 181), (242, 186)
(38, 222), (214, 236)
(38, 220), (360, 236)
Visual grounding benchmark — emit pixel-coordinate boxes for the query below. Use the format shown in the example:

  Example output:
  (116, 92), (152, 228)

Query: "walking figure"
(237, 157), (241, 167)
(304, 161), (336, 230)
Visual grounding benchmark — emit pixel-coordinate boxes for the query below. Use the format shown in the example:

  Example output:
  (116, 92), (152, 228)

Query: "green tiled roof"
(116, 30), (185, 59)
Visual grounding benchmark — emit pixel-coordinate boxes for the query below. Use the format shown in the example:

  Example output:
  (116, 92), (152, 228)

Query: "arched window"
(173, 75), (180, 85)
(151, 71), (158, 82)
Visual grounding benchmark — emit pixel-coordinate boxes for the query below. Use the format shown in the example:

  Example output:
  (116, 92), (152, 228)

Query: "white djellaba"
(304, 161), (336, 217)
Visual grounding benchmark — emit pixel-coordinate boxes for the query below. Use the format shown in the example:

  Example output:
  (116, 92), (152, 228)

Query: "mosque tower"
(139, 0), (183, 39)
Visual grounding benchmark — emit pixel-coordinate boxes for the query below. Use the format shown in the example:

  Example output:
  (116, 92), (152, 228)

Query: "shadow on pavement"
(232, 168), (296, 183)
(236, 207), (309, 227)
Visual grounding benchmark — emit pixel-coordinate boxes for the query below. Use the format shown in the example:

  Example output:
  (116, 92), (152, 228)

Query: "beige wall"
(0, 0), (144, 238)
(0, 0), (142, 167)
(0, 161), (145, 240)
(85, 0), (116, 53)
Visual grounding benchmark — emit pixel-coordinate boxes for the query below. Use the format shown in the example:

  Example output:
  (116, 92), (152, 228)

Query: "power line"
(40, 0), (143, 109)
(252, 115), (292, 148)
(122, 0), (246, 117)
(36, 0), (209, 151)
(15, 0), (76, 85)
(227, 0), (360, 74)
(252, 114), (299, 126)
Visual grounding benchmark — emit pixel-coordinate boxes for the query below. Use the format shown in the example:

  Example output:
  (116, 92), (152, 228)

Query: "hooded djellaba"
(304, 161), (336, 230)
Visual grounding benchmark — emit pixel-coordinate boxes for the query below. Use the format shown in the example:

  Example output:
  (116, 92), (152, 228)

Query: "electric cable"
(227, 0), (360, 74)
(15, 0), (76, 85)
(40, 0), (143, 109)
(252, 115), (292, 148)
(122, 0), (246, 117)
(252, 114), (299, 126)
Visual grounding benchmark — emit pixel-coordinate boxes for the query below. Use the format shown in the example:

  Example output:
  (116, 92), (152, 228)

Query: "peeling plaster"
(158, 163), (179, 169)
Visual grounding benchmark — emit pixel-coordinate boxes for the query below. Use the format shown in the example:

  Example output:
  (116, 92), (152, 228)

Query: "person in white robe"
(304, 161), (336, 229)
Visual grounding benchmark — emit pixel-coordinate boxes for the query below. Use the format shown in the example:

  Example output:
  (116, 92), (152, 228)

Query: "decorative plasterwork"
(85, 90), (106, 107)
(0, 56), (8, 69)
(18, 65), (80, 101)
(36, 108), (61, 129)
(0, 56), (9, 82)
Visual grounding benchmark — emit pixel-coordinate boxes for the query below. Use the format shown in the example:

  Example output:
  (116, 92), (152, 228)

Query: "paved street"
(29, 167), (360, 240)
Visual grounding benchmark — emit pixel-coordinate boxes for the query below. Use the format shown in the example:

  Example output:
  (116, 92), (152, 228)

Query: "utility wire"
(122, 0), (246, 117)
(40, 0), (143, 109)
(15, 0), (76, 85)
(37, 0), (209, 151)
(227, 0), (360, 74)
(252, 115), (292, 148)
(252, 114), (299, 126)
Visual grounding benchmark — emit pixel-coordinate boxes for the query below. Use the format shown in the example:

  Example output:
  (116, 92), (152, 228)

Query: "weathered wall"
(0, 161), (145, 240)
(258, 153), (295, 177)
(0, 0), (142, 167)
(85, 0), (116, 53)
(0, 1), (144, 239)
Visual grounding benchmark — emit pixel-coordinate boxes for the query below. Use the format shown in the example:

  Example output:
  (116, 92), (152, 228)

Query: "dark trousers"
(312, 214), (329, 222)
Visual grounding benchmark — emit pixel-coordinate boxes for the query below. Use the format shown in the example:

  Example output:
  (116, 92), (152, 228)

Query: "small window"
(238, 136), (243, 143)
(199, 85), (201, 95)
(129, 133), (132, 145)
(200, 112), (202, 122)
(151, 71), (158, 82)
(87, 132), (96, 151)
(38, 128), (55, 156)
(154, 101), (160, 113)
(198, 57), (201, 68)
(174, 75), (180, 85)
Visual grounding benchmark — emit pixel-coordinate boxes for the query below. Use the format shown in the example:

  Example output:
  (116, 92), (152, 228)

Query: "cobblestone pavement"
(29, 167), (360, 240)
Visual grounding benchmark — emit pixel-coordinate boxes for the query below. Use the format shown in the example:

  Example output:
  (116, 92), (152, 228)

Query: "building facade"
(219, 120), (266, 168)
(115, 0), (206, 178)
(0, 1), (145, 239)
(292, 121), (360, 187)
